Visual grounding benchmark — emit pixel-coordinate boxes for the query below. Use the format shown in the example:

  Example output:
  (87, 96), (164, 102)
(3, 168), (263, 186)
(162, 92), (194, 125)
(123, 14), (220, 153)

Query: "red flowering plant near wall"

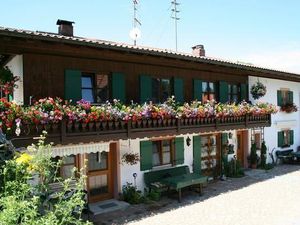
(0, 96), (278, 134)
(0, 66), (20, 96)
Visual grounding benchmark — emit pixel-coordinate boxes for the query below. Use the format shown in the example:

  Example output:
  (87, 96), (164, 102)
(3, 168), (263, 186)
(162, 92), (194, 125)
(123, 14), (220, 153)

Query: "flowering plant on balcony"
(280, 103), (298, 113)
(0, 66), (20, 96)
(0, 97), (278, 133)
(250, 81), (267, 100)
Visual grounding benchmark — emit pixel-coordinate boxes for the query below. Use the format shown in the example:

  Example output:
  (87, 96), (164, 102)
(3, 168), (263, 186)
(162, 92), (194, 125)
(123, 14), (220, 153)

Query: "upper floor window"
(202, 82), (215, 102)
(277, 89), (293, 106)
(152, 78), (171, 103)
(152, 139), (174, 167)
(228, 84), (239, 103)
(81, 73), (109, 103)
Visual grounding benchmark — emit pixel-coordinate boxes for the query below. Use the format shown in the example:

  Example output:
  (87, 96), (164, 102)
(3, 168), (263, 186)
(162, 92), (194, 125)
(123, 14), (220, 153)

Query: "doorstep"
(88, 199), (130, 216)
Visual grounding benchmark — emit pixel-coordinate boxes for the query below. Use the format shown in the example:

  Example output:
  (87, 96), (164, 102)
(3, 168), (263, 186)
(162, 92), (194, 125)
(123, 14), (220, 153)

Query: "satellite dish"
(129, 28), (141, 40)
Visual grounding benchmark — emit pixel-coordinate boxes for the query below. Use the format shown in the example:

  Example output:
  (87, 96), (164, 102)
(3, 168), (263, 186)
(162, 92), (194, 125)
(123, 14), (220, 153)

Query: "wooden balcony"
(10, 114), (271, 147)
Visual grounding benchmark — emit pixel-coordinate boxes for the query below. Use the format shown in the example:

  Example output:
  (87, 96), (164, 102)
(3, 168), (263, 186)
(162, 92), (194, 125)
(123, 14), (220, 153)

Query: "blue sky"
(1, 0), (300, 73)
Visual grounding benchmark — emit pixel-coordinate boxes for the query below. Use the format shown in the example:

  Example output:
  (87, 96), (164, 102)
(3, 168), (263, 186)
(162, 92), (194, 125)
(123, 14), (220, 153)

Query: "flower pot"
(51, 123), (59, 132)
(120, 120), (126, 129)
(157, 119), (162, 127)
(131, 121), (137, 129)
(74, 123), (80, 132)
(162, 119), (167, 127)
(167, 118), (172, 126)
(81, 122), (87, 131)
(95, 121), (101, 131)
(137, 120), (142, 128)
(142, 119), (148, 128)
(251, 164), (257, 169)
(172, 118), (176, 126)
(152, 119), (157, 127)
(108, 121), (114, 130)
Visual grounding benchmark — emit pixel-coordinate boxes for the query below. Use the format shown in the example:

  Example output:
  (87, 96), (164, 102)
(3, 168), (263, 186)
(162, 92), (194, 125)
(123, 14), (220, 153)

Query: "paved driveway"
(93, 165), (300, 225)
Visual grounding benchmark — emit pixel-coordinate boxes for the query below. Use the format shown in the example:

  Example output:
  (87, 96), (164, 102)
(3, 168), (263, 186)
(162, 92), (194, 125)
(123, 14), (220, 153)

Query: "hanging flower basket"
(280, 103), (298, 113)
(121, 152), (140, 165)
(250, 81), (266, 100)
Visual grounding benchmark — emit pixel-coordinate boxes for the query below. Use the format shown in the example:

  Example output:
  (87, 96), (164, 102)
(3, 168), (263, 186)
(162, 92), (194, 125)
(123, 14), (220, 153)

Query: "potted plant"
(260, 141), (267, 168)
(250, 143), (258, 169)
(122, 152), (140, 165)
(250, 81), (266, 100)
(280, 103), (298, 113)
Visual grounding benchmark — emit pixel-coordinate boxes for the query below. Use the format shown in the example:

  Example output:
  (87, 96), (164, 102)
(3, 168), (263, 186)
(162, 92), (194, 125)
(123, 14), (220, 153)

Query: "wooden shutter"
(289, 130), (294, 145)
(277, 131), (284, 147)
(140, 141), (153, 171)
(140, 75), (152, 103)
(221, 133), (228, 146)
(219, 81), (228, 103)
(193, 136), (202, 174)
(175, 137), (185, 165)
(65, 69), (82, 102)
(193, 79), (202, 100)
(173, 78), (184, 103)
(277, 90), (283, 106)
(288, 91), (293, 104)
(111, 72), (126, 102)
(240, 83), (247, 101)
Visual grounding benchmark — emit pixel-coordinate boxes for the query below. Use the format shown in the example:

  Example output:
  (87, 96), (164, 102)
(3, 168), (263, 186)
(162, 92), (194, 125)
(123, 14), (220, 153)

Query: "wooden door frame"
(236, 130), (247, 168)
(86, 144), (116, 203)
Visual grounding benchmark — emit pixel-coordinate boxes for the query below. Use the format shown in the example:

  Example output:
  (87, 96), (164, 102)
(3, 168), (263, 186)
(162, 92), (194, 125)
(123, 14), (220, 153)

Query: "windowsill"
(151, 164), (173, 171)
(280, 145), (291, 149)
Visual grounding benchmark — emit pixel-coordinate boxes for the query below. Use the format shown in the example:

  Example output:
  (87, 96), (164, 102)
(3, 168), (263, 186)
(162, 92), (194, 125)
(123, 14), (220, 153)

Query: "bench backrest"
(276, 149), (293, 157)
(144, 165), (190, 186)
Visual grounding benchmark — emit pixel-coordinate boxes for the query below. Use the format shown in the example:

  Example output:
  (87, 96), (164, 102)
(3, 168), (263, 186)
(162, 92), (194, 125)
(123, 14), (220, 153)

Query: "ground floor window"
(53, 155), (77, 179)
(152, 139), (174, 167)
(278, 129), (294, 148)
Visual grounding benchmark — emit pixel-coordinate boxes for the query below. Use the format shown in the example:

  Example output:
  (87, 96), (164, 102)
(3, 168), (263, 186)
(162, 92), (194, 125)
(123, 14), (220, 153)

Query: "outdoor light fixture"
(186, 136), (191, 146)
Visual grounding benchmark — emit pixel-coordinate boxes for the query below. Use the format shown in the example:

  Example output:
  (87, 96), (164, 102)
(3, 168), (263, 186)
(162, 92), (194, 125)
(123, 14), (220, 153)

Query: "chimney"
(56, 19), (74, 36)
(192, 45), (205, 57)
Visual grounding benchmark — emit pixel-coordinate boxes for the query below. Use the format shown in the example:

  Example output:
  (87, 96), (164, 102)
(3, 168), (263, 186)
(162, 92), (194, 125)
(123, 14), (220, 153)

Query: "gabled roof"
(1, 26), (300, 80)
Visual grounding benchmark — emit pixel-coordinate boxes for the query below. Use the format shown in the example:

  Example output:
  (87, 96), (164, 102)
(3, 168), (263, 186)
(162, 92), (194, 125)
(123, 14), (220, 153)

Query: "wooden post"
(61, 119), (66, 144)
(245, 114), (249, 127)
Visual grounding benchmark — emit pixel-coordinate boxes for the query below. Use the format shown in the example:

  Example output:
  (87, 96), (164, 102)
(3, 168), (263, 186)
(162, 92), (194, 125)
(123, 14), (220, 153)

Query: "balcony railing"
(9, 114), (271, 147)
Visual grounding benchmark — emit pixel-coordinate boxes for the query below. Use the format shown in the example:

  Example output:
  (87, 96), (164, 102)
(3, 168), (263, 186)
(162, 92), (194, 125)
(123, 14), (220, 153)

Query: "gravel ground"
(124, 166), (300, 225)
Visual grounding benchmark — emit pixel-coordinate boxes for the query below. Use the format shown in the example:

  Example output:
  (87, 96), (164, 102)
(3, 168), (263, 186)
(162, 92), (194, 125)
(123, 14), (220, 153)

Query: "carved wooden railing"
(9, 114), (271, 146)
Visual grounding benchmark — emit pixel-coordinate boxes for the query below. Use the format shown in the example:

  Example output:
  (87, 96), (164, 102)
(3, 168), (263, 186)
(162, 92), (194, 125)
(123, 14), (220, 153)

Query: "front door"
(236, 131), (244, 166)
(87, 146), (114, 203)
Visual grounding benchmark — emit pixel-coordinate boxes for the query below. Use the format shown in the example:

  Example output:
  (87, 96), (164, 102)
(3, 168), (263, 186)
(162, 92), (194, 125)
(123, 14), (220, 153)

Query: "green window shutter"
(173, 78), (184, 103)
(289, 130), (294, 145)
(193, 79), (202, 100)
(65, 69), (82, 102)
(140, 141), (153, 171)
(112, 72), (126, 102)
(288, 91), (293, 104)
(221, 133), (228, 146)
(277, 90), (283, 106)
(175, 137), (185, 165)
(277, 131), (284, 147)
(193, 136), (202, 174)
(219, 81), (228, 103)
(240, 83), (247, 101)
(140, 75), (152, 103)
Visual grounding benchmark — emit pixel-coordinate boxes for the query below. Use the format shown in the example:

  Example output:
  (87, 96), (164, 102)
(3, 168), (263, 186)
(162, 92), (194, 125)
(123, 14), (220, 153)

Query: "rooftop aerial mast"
(171, 0), (180, 51)
(129, 0), (142, 46)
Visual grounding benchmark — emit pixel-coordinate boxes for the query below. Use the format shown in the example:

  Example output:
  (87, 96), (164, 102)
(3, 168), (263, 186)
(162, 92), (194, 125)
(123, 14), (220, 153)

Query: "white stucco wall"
(5, 55), (24, 104)
(249, 76), (300, 163)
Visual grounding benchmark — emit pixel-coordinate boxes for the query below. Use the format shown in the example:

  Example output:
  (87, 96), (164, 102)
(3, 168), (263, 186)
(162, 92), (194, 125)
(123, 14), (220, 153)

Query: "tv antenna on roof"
(171, 0), (180, 51)
(129, 0), (142, 46)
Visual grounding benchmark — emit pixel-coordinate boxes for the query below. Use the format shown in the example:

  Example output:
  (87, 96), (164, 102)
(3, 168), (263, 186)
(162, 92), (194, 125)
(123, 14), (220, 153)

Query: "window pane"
(232, 85), (238, 94)
(152, 78), (160, 103)
(88, 152), (108, 171)
(162, 140), (171, 164)
(62, 155), (75, 164)
(232, 94), (238, 102)
(202, 82), (208, 92)
(88, 174), (108, 196)
(152, 142), (160, 166)
(95, 75), (109, 103)
(61, 165), (75, 179)
(81, 77), (93, 88)
(161, 79), (170, 102)
(209, 82), (214, 92)
(82, 89), (94, 102)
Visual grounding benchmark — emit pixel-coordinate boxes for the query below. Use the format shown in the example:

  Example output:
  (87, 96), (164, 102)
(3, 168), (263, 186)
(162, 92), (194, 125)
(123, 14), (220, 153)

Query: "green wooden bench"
(144, 165), (208, 202)
(276, 149), (294, 164)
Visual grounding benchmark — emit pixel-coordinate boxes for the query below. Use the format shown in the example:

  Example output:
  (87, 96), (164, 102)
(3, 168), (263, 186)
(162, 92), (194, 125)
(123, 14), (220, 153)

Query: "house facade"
(0, 21), (299, 203)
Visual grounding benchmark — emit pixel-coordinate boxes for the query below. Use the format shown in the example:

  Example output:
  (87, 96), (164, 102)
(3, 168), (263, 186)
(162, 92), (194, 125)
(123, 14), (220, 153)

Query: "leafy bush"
(260, 141), (267, 168)
(121, 182), (144, 204)
(0, 133), (92, 225)
(146, 189), (161, 202)
(224, 158), (244, 178)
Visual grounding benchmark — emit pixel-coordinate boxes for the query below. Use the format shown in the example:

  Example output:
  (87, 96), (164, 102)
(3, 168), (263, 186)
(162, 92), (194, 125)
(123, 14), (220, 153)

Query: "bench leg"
(199, 184), (203, 196)
(178, 189), (182, 203)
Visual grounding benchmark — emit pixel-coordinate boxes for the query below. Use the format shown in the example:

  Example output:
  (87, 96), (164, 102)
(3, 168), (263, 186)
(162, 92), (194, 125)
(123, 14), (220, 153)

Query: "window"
(254, 133), (261, 150)
(228, 84), (239, 102)
(152, 78), (171, 103)
(81, 73), (109, 103)
(54, 155), (77, 179)
(278, 130), (294, 148)
(88, 152), (108, 171)
(277, 90), (293, 106)
(201, 135), (217, 174)
(202, 82), (215, 102)
(152, 139), (173, 167)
